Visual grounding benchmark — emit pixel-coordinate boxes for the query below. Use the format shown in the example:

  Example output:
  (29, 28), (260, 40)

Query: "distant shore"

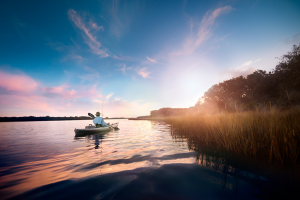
(128, 116), (152, 120)
(0, 116), (128, 122)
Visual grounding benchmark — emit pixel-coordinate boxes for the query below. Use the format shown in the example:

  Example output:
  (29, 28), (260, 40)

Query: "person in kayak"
(93, 112), (107, 128)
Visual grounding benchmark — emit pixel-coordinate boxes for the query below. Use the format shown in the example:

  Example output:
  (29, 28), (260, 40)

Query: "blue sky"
(0, 0), (300, 117)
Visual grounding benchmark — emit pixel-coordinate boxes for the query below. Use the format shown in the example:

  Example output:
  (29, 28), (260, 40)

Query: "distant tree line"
(150, 108), (194, 117)
(150, 44), (300, 116)
(0, 116), (128, 122)
(198, 44), (300, 112)
(0, 116), (93, 122)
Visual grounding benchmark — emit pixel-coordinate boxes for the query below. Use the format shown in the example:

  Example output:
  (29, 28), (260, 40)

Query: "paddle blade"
(88, 113), (95, 118)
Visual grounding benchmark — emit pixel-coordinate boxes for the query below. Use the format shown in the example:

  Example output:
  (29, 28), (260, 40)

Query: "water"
(0, 120), (298, 199)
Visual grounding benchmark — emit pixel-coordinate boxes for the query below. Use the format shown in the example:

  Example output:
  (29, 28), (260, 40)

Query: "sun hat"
(95, 111), (101, 116)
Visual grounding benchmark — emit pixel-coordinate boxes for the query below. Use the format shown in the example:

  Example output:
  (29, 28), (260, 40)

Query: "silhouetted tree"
(198, 44), (300, 110)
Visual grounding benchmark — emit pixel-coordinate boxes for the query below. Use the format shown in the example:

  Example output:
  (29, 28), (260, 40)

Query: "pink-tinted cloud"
(196, 6), (234, 46)
(112, 55), (137, 61)
(86, 84), (102, 99)
(223, 58), (261, 80)
(108, 0), (124, 38)
(89, 19), (104, 31)
(137, 68), (151, 78)
(45, 84), (104, 100)
(241, 59), (261, 67)
(0, 70), (93, 116)
(91, 98), (157, 118)
(42, 86), (78, 99)
(0, 71), (38, 92)
(219, 66), (256, 82)
(68, 9), (99, 44)
(68, 9), (108, 57)
(213, 34), (230, 43)
(146, 56), (156, 63)
(241, 61), (253, 67)
(106, 93), (113, 100)
(0, 95), (58, 114)
(114, 97), (121, 101)
(61, 53), (83, 62)
(0, 71), (53, 116)
(115, 64), (132, 75)
(79, 66), (100, 82)
(171, 6), (234, 56)
(0, 70), (155, 117)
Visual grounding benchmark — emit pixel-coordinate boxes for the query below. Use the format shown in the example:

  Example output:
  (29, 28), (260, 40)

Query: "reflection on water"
(0, 119), (299, 199)
(0, 120), (194, 199)
(171, 129), (300, 199)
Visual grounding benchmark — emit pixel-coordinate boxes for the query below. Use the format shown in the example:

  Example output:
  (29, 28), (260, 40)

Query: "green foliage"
(149, 45), (300, 117)
(150, 107), (192, 117)
(198, 44), (300, 111)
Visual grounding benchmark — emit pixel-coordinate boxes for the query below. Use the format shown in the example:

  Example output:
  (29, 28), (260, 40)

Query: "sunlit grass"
(163, 108), (300, 164)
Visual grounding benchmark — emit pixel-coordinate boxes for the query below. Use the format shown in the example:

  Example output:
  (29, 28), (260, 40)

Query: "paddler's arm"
(101, 118), (107, 127)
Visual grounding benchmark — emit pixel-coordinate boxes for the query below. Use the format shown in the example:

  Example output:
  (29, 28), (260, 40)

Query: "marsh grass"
(164, 108), (300, 165)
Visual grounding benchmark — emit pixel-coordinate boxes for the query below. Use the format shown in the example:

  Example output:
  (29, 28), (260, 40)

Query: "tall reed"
(164, 108), (300, 164)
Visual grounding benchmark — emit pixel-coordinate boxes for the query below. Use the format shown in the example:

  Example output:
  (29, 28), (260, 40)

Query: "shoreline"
(0, 117), (128, 122)
(128, 117), (166, 120)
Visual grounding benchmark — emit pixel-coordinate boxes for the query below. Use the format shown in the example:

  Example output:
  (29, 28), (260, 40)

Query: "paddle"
(88, 113), (95, 118)
(107, 123), (119, 130)
(88, 113), (119, 130)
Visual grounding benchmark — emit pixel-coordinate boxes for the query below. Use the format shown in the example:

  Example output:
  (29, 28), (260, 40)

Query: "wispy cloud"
(68, 9), (108, 57)
(214, 34), (230, 43)
(116, 64), (132, 74)
(61, 52), (83, 62)
(100, 15), (108, 22)
(42, 85), (78, 99)
(91, 97), (157, 118)
(0, 71), (37, 92)
(220, 58), (261, 81)
(79, 66), (100, 82)
(0, 70), (99, 103)
(241, 59), (261, 67)
(137, 67), (151, 78)
(100, 0), (144, 39)
(112, 55), (137, 61)
(113, 97), (121, 102)
(0, 95), (58, 115)
(89, 20), (104, 31)
(196, 6), (234, 47)
(106, 0), (135, 39)
(109, 0), (123, 38)
(48, 39), (84, 62)
(172, 6), (234, 56)
(146, 56), (156, 63)
(241, 61), (253, 67)
(106, 93), (113, 100)
(0, 70), (154, 117)
(0, 71), (73, 115)
(220, 66), (256, 81)
(284, 33), (300, 44)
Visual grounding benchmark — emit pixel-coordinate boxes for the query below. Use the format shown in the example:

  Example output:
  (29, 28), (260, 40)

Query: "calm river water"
(0, 119), (299, 200)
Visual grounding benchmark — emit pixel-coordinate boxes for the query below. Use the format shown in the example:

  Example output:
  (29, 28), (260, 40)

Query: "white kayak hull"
(74, 122), (119, 136)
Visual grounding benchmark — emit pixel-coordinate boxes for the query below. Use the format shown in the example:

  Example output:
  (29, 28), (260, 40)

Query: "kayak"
(74, 122), (119, 136)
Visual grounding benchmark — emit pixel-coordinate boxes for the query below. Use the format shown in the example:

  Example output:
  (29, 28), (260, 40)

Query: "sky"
(0, 0), (300, 117)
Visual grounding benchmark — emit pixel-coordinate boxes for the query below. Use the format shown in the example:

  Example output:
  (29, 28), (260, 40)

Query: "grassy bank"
(164, 108), (300, 165)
